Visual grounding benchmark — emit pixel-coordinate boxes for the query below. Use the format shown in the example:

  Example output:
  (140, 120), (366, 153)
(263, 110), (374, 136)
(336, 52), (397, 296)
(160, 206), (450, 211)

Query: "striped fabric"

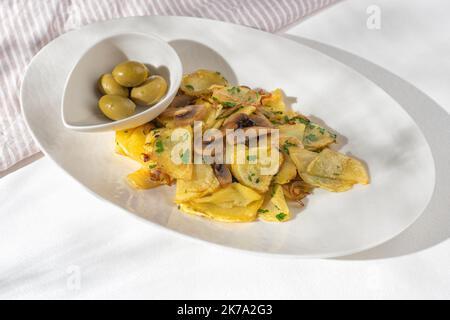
(0, 0), (338, 171)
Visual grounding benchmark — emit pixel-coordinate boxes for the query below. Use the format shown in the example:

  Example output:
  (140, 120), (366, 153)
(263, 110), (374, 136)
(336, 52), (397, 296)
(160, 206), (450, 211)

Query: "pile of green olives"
(97, 60), (168, 121)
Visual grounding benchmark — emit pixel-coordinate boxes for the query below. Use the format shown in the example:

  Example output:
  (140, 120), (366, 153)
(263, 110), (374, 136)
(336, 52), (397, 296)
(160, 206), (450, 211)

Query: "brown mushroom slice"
(223, 113), (256, 130)
(213, 164), (232, 187)
(170, 94), (195, 108)
(250, 111), (273, 127)
(222, 112), (272, 130)
(173, 105), (209, 126)
(282, 179), (314, 203)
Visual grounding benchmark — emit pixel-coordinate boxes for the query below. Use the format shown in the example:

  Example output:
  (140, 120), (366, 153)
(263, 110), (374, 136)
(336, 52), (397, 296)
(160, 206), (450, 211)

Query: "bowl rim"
(61, 31), (183, 131)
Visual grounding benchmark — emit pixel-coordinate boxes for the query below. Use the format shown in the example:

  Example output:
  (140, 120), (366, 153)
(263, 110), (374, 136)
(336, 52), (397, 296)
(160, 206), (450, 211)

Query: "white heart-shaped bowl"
(62, 32), (182, 132)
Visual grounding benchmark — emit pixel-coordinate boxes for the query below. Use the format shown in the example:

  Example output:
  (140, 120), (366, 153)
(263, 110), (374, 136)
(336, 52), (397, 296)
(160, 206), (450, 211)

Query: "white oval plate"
(21, 16), (435, 258)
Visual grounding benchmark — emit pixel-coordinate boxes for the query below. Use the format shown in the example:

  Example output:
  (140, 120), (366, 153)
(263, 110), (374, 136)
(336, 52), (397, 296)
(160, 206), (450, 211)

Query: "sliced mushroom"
(222, 112), (272, 130)
(212, 163), (232, 187)
(251, 111), (273, 127)
(282, 179), (314, 203)
(170, 94), (195, 108)
(173, 105), (208, 126)
(223, 113), (255, 129)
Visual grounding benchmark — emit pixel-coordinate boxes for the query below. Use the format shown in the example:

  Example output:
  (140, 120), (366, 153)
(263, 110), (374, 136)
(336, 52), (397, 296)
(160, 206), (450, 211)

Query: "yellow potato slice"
(181, 69), (228, 96)
(278, 123), (306, 144)
(179, 183), (263, 222)
(306, 148), (369, 184)
(303, 123), (337, 151)
(211, 86), (260, 107)
(273, 155), (297, 184)
(299, 173), (354, 192)
(127, 167), (172, 189)
(261, 89), (286, 113)
(175, 164), (220, 203)
(230, 146), (282, 193)
(148, 126), (193, 180)
(116, 123), (154, 164)
(289, 147), (319, 173)
(258, 184), (291, 222)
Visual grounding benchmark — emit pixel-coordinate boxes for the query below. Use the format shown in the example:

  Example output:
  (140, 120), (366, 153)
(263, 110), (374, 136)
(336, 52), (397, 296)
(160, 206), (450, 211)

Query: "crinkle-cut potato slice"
(303, 123), (337, 151)
(274, 155), (297, 184)
(299, 173), (354, 192)
(211, 85), (260, 107)
(258, 184), (291, 222)
(289, 147), (319, 173)
(175, 164), (220, 203)
(307, 148), (369, 185)
(116, 123), (154, 164)
(261, 88), (286, 113)
(181, 69), (228, 96)
(278, 123), (306, 143)
(179, 183), (263, 222)
(127, 167), (172, 190)
(147, 126), (193, 180)
(230, 146), (282, 193)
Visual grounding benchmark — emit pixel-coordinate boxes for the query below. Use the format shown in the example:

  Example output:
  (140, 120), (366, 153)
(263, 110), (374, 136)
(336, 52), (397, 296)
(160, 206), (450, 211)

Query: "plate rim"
(20, 15), (436, 258)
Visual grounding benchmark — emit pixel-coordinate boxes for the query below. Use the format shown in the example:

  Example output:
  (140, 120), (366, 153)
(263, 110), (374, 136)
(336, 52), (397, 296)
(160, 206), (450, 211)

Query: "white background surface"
(1, 0), (449, 299)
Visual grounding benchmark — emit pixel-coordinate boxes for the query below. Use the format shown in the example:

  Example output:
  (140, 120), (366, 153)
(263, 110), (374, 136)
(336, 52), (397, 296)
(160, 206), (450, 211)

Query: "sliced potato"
(306, 148), (369, 184)
(274, 155), (297, 184)
(289, 147), (319, 173)
(116, 123), (154, 164)
(218, 105), (256, 122)
(261, 89), (286, 113)
(303, 123), (336, 151)
(278, 123), (306, 143)
(258, 184), (290, 222)
(179, 183), (263, 222)
(127, 167), (172, 189)
(299, 173), (354, 192)
(211, 86), (260, 107)
(230, 146), (282, 193)
(175, 164), (220, 203)
(147, 126), (193, 180)
(181, 69), (228, 96)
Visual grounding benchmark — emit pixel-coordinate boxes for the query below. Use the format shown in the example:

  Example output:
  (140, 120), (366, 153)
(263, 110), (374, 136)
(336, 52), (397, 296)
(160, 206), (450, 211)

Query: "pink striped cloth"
(0, 0), (338, 171)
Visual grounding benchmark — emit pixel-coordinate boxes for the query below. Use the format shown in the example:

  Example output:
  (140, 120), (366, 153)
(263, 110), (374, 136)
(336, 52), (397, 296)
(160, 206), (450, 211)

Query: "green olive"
(98, 95), (136, 120)
(97, 73), (129, 97)
(112, 61), (149, 87)
(130, 75), (168, 106)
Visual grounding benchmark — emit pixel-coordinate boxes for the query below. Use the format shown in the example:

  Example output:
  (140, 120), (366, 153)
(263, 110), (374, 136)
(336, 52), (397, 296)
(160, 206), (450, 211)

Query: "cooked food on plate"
(114, 69), (369, 222)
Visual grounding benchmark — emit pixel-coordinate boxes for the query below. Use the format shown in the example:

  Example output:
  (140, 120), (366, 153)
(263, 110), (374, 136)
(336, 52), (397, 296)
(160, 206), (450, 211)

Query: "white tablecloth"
(1, 0), (449, 299)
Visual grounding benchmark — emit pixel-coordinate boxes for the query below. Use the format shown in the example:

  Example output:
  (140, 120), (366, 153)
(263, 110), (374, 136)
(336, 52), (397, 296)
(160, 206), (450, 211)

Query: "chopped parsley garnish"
(258, 209), (269, 214)
(293, 117), (310, 125)
(305, 134), (318, 142)
(222, 101), (237, 108)
(155, 139), (164, 154)
(276, 213), (287, 221)
(227, 86), (240, 95)
(185, 84), (194, 90)
(148, 164), (157, 169)
(318, 127), (325, 135)
(255, 178), (260, 183)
